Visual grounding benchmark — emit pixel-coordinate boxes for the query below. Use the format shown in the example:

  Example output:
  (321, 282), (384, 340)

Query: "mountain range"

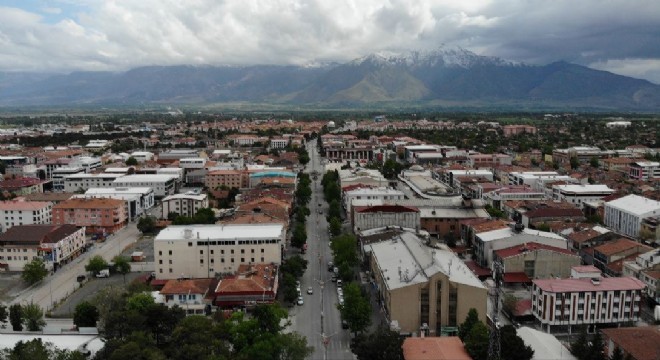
(1, 48), (659, 111)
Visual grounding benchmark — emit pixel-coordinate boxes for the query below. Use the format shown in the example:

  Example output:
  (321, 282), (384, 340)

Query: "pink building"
(503, 125), (538, 137)
(52, 198), (127, 235)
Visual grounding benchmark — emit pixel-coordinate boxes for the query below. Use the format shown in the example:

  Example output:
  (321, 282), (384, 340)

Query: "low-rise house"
(214, 264), (279, 308)
(158, 278), (214, 315)
(0, 177), (46, 195)
(521, 207), (586, 228)
(352, 205), (420, 233)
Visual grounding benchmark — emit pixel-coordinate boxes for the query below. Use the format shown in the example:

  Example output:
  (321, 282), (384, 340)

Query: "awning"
(503, 272), (531, 284)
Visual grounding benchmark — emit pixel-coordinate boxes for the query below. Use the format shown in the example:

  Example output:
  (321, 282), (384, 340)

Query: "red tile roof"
(524, 207), (584, 219)
(495, 242), (576, 259)
(0, 224), (80, 246)
(0, 200), (51, 211)
(465, 260), (492, 277)
(402, 337), (471, 360)
(594, 238), (651, 256)
(601, 327), (660, 360)
(503, 272), (532, 284)
(533, 277), (645, 293)
(215, 264), (278, 294)
(160, 278), (213, 295)
(53, 197), (125, 209)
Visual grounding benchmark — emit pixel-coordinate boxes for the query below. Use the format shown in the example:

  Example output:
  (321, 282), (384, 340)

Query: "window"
(159, 260), (162, 264)
(200, 250), (204, 255)
(241, 249), (245, 254)
(169, 268), (173, 273)
(261, 249), (265, 253)
(168, 250), (172, 255)
(159, 268), (163, 273)
(251, 249), (255, 253)
(169, 260), (172, 264)
(241, 257), (245, 262)
(200, 259), (204, 264)
(231, 258), (235, 263)
(188, 242), (192, 247)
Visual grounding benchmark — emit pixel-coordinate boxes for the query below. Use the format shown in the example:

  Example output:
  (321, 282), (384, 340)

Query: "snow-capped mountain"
(1, 49), (659, 110)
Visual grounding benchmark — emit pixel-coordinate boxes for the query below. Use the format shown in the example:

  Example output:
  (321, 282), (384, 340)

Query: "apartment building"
(532, 274), (645, 333)
(352, 205), (420, 233)
(153, 224), (285, 280)
(205, 170), (247, 190)
(0, 200), (52, 233)
(494, 242), (581, 280)
(63, 173), (125, 193)
(552, 184), (615, 208)
(604, 194), (660, 239)
(52, 198), (128, 235)
(593, 238), (653, 277)
(112, 174), (178, 198)
(161, 193), (209, 219)
(0, 224), (85, 271)
(84, 187), (155, 221)
(629, 161), (660, 181)
(343, 187), (405, 216)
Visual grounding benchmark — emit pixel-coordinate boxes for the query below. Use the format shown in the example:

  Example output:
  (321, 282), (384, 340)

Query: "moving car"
(297, 296), (304, 306)
(307, 286), (313, 295)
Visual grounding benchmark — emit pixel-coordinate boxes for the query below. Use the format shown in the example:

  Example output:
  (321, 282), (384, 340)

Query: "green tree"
(282, 273), (299, 304)
(590, 156), (600, 168)
(500, 325), (534, 360)
(329, 217), (342, 236)
(0, 303), (7, 325)
(22, 302), (46, 331)
(280, 255), (308, 278)
(571, 326), (589, 359)
(137, 216), (156, 234)
(168, 315), (231, 360)
(352, 326), (403, 360)
(502, 293), (518, 318)
(277, 332), (315, 360)
(458, 308), (480, 341)
(5, 338), (86, 360)
(464, 321), (489, 360)
(330, 234), (359, 269)
(340, 283), (371, 334)
(113, 255), (132, 284)
(570, 156), (580, 169)
(85, 255), (108, 275)
(588, 331), (605, 360)
(126, 292), (155, 313)
(9, 304), (23, 331)
(74, 301), (99, 328)
(291, 223), (307, 249)
(22, 258), (49, 285)
(327, 199), (341, 220)
(125, 156), (138, 166)
(144, 303), (186, 346)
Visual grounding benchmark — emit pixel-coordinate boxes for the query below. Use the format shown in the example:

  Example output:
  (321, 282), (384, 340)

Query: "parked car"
(336, 279), (342, 288)
(96, 269), (110, 278)
(297, 296), (304, 306)
(331, 275), (337, 282)
(307, 286), (313, 295)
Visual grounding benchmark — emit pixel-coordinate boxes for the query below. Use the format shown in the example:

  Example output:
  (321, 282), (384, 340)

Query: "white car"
(297, 296), (304, 306)
(307, 286), (313, 295)
(337, 288), (343, 296)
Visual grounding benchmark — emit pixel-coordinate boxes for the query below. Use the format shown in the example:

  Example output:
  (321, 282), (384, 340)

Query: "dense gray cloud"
(0, 0), (658, 83)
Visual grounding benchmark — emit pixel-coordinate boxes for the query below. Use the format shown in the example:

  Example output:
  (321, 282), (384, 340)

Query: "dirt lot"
(50, 272), (145, 317)
(0, 272), (29, 302)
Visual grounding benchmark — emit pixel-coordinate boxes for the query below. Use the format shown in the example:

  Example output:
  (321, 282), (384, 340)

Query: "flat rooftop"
(155, 224), (284, 241)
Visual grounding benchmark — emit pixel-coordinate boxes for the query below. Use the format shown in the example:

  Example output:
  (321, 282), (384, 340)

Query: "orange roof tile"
(160, 278), (213, 295)
(53, 197), (125, 209)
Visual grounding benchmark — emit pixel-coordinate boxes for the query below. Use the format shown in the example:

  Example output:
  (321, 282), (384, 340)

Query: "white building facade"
(63, 173), (126, 193)
(604, 194), (660, 239)
(161, 193), (209, 219)
(113, 174), (178, 197)
(552, 184), (615, 208)
(153, 224), (285, 280)
(0, 201), (53, 233)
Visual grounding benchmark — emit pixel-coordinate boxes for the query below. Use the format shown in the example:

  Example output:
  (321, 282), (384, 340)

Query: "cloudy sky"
(1, 0), (659, 83)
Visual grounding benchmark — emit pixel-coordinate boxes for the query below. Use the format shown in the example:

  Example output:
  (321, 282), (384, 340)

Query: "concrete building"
(593, 238), (653, 277)
(157, 149), (199, 164)
(81, 187), (155, 221)
(628, 161), (660, 181)
(367, 231), (487, 335)
(552, 146), (615, 165)
(0, 224), (85, 271)
(552, 184), (615, 208)
(0, 200), (52, 233)
(474, 224), (567, 268)
(52, 198), (128, 235)
(604, 194), (660, 239)
(112, 174), (178, 198)
(179, 158), (207, 170)
(352, 205), (420, 233)
(161, 192), (209, 219)
(269, 137), (288, 149)
(205, 170), (247, 190)
(494, 242), (581, 280)
(503, 125), (537, 137)
(129, 151), (155, 162)
(63, 173), (126, 193)
(52, 167), (84, 191)
(343, 187), (405, 216)
(153, 224), (285, 280)
(70, 156), (102, 173)
(532, 274), (645, 332)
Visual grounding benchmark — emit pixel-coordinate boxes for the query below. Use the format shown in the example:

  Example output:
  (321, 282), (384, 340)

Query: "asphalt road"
(288, 139), (354, 360)
(10, 221), (142, 311)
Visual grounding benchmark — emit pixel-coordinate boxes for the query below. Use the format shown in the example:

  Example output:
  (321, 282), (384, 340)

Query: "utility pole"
(488, 260), (503, 360)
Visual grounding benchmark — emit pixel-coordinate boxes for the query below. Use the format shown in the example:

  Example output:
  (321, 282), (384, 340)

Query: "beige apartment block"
(154, 224), (284, 280)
